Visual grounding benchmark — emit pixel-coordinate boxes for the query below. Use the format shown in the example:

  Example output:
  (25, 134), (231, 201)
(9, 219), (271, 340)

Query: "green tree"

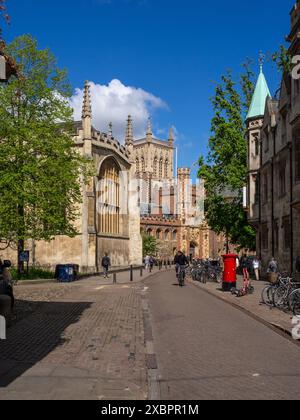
(142, 234), (157, 257)
(198, 64), (256, 252)
(272, 45), (292, 74)
(0, 35), (92, 272)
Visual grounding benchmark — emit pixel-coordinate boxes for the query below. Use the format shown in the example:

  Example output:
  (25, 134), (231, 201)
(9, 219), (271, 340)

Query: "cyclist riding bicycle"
(174, 251), (189, 286)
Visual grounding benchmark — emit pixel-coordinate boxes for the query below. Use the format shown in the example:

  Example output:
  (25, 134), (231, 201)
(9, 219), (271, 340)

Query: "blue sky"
(3, 0), (294, 178)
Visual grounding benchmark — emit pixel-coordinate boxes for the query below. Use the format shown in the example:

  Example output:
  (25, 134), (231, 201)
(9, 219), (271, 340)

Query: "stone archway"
(189, 241), (198, 261)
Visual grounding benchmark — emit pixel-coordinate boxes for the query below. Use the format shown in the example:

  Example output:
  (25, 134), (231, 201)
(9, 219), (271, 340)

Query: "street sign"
(0, 55), (6, 81)
(19, 251), (30, 263)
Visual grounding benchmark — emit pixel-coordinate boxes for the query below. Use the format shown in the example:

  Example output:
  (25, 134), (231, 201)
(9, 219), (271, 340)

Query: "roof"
(246, 67), (271, 120)
(133, 138), (174, 149)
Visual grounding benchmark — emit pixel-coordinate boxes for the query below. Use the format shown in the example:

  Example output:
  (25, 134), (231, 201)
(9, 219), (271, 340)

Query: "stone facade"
(126, 118), (227, 260)
(2, 82), (143, 272)
(246, 1), (300, 273)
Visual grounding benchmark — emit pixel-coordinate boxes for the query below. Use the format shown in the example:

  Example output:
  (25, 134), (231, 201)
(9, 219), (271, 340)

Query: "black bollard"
(130, 265), (133, 282)
(113, 273), (117, 284)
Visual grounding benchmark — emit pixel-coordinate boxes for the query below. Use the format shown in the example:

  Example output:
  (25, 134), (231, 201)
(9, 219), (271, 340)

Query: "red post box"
(222, 254), (238, 291)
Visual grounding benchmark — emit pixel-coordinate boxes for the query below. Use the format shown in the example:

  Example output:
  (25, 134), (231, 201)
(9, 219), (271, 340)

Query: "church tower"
(246, 58), (271, 229)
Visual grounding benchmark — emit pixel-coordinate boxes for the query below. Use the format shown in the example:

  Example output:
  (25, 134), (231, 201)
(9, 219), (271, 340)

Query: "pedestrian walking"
(252, 256), (261, 281)
(144, 255), (151, 272)
(268, 257), (279, 273)
(149, 256), (155, 273)
(102, 253), (111, 279)
(240, 254), (250, 286)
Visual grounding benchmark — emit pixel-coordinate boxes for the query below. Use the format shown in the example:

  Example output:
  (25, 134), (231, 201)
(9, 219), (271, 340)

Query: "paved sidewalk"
(0, 273), (159, 400)
(188, 277), (298, 339)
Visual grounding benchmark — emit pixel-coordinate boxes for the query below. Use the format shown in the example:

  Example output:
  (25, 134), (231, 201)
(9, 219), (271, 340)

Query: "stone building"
(246, 0), (300, 272)
(126, 117), (226, 260)
(2, 82), (142, 272)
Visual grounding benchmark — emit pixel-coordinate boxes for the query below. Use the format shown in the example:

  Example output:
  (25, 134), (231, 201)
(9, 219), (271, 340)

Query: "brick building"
(125, 117), (229, 260)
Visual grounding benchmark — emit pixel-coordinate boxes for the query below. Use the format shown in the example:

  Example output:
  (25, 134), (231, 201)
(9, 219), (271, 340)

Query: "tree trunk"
(226, 233), (230, 254)
(18, 238), (24, 274)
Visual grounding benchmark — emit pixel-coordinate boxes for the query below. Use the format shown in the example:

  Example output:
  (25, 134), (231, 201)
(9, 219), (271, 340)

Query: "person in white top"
(253, 257), (260, 281)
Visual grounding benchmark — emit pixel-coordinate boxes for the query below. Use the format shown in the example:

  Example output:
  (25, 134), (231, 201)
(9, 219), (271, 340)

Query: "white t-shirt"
(253, 260), (260, 270)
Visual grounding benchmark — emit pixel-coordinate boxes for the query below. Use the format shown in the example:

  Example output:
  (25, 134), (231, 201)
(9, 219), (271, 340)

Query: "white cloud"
(70, 79), (167, 142)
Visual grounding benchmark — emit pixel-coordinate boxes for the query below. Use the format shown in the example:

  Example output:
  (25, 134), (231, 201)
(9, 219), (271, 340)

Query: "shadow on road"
(0, 300), (92, 388)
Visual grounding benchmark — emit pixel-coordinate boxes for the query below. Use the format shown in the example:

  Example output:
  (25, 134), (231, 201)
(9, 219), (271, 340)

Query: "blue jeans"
(103, 266), (109, 278)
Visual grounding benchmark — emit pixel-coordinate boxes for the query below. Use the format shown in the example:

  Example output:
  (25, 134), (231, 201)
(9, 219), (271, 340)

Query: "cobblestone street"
(145, 271), (300, 400)
(0, 275), (149, 400)
(1, 270), (300, 400)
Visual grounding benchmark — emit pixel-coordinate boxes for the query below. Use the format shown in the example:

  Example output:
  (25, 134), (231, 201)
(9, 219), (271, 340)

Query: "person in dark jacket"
(174, 251), (189, 278)
(102, 253), (111, 279)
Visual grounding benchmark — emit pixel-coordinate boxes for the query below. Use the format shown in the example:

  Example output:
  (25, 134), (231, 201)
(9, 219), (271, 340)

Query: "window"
(164, 230), (170, 241)
(261, 224), (269, 250)
(253, 133), (259, 157)
(164, 160), (169, 179)
(295, 135), (300, 182)
(278, 161), (286, 197)
(283, 216), (291, 250)
(136, 158), (140, 173)
(159, 159), (163, 180)
(141, 157), (146, 172)
(156, 229), (162, 240)
(98, 159), (120, 236)
(263, 173), (268, 204)
(153, 157), (158, 178)
(173, 230), (177, 241)
(281, 113), (287, 144)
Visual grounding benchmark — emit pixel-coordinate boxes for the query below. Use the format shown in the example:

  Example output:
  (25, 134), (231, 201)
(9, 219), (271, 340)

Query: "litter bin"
(55, 264), (79, 283)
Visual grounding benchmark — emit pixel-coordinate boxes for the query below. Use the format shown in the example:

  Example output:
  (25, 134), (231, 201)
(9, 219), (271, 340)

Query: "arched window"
(173, 230), (177, 241)
(164, 160), (169, 179)
(98, 158), (120, 235)
(159, 158), (163, 180)
(164, 230), (170, 241)
(136, 158), (140, 173)
(147, 228), (153, 237)
(156, 229), (162, 240)
(153, 157), (158, 178)
(141, 156), (146, 172)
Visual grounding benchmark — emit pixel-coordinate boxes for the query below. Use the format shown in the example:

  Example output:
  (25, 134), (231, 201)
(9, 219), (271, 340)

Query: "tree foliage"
(0, 35), (92, 265)
(272, 45), (292, 74)
(198, 63), (256, 251)
(142, 234), (157, 257)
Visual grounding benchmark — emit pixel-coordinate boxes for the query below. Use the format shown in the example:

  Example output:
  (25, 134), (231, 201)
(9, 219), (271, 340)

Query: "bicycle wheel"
(273, 286), (288, 308)
(289, 289), (300, 312)
(261, 285), (275, 306)
(293, 299), (300, 316)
